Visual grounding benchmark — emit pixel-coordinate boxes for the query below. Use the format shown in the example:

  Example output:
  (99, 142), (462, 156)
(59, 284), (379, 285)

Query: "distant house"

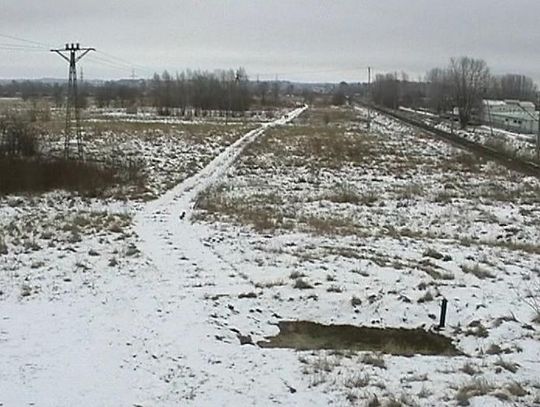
(482, 99), (539, 134)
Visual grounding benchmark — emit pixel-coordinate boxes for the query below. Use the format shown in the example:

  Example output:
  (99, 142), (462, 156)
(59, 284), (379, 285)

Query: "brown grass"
(0, 157), (134, 196)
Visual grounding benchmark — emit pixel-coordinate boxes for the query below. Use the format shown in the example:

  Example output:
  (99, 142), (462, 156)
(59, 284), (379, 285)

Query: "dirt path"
(130, 106), (310, 404)
(0, 107), (317, 407)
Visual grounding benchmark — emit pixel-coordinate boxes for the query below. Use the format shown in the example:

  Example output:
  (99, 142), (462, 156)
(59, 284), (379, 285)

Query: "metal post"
(439, 298), (448, 329)
(486, 100), (494, 138)
(367, 66), (371, 131)
(51, 43), (95, 159)
(537, 94), (540, 161)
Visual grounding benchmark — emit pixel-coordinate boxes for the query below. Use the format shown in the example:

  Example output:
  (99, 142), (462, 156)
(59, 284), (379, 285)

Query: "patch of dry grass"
(455, 379), (493, 406)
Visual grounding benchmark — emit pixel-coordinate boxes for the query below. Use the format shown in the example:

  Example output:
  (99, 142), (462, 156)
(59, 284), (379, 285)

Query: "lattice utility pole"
(51, 43), (95, 159)
(367, 66), (372, 131)
(537, 93), (540, 161)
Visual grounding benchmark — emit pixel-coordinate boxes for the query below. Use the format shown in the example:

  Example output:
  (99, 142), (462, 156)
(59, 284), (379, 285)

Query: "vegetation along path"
(132, 105), (308, 404)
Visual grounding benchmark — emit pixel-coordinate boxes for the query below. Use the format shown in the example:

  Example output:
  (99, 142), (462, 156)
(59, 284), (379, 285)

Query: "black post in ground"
(439, 298), (448, 329)
(51, 43), (95, 159)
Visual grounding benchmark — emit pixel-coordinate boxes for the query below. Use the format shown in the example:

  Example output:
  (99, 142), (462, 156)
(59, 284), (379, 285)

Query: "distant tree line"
(368, 56), (538, 128)
(0, 68), (297, 114)
(149, 68), (252, 115)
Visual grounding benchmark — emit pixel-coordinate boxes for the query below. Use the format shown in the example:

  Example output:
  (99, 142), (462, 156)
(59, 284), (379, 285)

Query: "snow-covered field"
(1, 105), (539, 406)
(398, 106), (537, 162)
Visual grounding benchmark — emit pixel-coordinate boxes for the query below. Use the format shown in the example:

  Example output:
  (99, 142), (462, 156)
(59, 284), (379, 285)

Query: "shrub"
(351, 295), (362, 307)
(361, 353), (386, 369)
(522, 275), (540, 323)
(0, 235), (7, 255)
(0, 157), (140, 196)
(456, 379), (493, 406)
(461, 263), (494, 279)
(293, 278), (314, 289)
(0, 114), (38, 157)
(494, 358), (519, 373)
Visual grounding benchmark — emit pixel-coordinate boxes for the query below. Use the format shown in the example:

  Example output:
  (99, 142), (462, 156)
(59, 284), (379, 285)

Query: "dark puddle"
(258, 321), (461, 356)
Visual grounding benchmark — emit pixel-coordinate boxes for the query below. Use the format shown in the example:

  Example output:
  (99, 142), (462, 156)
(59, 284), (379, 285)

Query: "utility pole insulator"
(51, 43), (95, 159)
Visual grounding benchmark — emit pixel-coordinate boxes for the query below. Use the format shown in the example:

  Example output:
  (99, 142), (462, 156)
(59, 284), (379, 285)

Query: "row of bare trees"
(149, 68), (252, 115)
(1, 68), (281, 114)
(371, 57), (538, 128)
(426, 57), (491, 127)
(427, 58), (538, 127)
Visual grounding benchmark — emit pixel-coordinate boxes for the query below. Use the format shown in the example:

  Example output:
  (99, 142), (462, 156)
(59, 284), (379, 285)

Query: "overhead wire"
(85, 53), (158, 78)
(256, 66), (371, 80)
(95, 50), (155, 76)
(0, 42), (44, 50)
(0, 33), (370, 81)
(0, 46), (47, 53)
(0, 33), (54, 49)
(84, 56), (137, 75)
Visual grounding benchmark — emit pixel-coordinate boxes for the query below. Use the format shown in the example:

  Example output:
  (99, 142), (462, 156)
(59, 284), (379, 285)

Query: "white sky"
(2, 0), (540, 83)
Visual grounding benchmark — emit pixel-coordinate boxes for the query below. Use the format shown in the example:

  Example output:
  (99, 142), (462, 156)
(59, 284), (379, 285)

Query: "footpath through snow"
(131, 104), (312, 405)
(1, 106), (324, 407)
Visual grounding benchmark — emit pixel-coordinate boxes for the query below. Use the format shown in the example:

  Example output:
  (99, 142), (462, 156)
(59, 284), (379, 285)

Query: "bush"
(293, 278), (314, 290)
(0, 157), (118, 195)
(456, 379), (493, 406)
(0, 114), (38, 157)
(523, 274), (540, 323)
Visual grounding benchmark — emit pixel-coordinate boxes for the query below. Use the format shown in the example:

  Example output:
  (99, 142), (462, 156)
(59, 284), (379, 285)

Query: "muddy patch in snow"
(259, 321), (461, 356)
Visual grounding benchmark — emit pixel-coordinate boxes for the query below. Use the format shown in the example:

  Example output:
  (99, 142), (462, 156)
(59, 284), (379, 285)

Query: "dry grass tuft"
(455, 379), (493, 406)
(461, 262), (495, 279)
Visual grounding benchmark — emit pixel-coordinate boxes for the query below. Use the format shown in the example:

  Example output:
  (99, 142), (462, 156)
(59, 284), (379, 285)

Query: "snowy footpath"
(1, 106), (315, 406)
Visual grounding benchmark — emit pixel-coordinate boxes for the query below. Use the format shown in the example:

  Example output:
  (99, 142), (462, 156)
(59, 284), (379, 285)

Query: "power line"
(85, 54), (155, 78)
(0, 42), (44, 50)
(0, 46), (47, 53)
(95, 50), (155, 75)
(86, 54), (137, 72)
(0, 33), (54, 49)
(0, 33), (373, 82)
(256, 66), (372, 80)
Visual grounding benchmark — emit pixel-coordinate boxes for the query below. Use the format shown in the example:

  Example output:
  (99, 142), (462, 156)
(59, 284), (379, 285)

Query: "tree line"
(370, 56), (538, 128)
(0, 68), (292, 114)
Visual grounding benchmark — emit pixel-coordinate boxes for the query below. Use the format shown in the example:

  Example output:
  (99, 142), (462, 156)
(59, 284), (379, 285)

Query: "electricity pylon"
(51, 43), (95, 159)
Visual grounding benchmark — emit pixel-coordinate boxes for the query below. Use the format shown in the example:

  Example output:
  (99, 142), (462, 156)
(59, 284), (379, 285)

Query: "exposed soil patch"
(259, 321), (461, 356)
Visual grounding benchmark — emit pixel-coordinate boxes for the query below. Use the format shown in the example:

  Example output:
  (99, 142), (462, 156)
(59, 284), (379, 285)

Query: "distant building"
(482, 99), (539, 134)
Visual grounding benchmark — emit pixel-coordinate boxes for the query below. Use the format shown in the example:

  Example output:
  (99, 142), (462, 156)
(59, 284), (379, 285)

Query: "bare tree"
(258, 81), (269, 105)
(426, 67), (451, 114)
(447, 57), (490, 128)
(498, 74), (537, 101)
(271, 81), (280, 106)
(372, 73), (400, 108)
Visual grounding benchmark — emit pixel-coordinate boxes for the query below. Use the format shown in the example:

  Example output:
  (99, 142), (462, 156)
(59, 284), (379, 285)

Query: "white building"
(482, 99), (539, 134)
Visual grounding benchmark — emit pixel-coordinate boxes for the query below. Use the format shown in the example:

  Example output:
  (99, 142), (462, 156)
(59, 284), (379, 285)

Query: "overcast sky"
(2, 0), (540, 83)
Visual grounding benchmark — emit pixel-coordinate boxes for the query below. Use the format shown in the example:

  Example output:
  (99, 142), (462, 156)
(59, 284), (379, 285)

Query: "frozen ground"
(398, 106), (537, 162)
(1, 105), (539, 406)
(195, 106), (540, 405)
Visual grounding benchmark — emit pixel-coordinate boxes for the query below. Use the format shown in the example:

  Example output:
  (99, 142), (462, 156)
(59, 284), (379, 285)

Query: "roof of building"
(483, 99), (536, 109)
(505, 99), (535, 109)
(490, 111), (539, 120)
(483, 100), (506, 106)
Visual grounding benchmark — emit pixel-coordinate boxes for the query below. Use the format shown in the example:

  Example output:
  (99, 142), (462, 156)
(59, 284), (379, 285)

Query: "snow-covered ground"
(1, 105), (539, 406)
(194, 107), (540, 405)
(398, 106), (537, 162)
(88, 106), (293, 126)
